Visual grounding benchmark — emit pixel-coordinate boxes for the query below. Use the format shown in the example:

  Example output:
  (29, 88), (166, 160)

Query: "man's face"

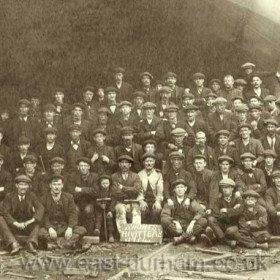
(51, 163), (64, 175)
(168, 111), (177, 120)
(182, 98), (194, 106)
(97, 88), (105, 99)
(46, 133), (56, 143)
(114, 73), (123, 82)
(16, 182), (29, 195)
(54, 92), (64, 103)
(236, 111), (247, 122)
(44, 110), (55, 120)
(145, 108), (155, 118)
(100, 179), (110, 189)
(266, 101), (276, 111)
(94, 133), (105, 145)
(155, 83), (163, 91)
(249, 109), (261, 120)
(267, 124), (276, 136)
(122, 134), (133, 145)
(194, 78), (204, 87)
(265, 156), (275, 166)
(224, 76), (234, 89)
(143, 157), (155, 170)
(50, 179), (63, 195)
(161, 92), (171, 102)
(72, 107), (83, 118)
(174, 184), (187, 197)
(186, 110), (196, 121)
(83, 91), (94, 102)
(218, 135), (229, 146)
(211, 82), (220, 92)
(219, 161), (230, 173)
(144, 143), (156, 153)
(249, 98), (260, 107)
(239, 127), (250, 139)
(107, 92), (117, 102)
(173, 135), (184, 146)
(233, 100), (243, 109)
(171, 158), (183, 170)
(98, 113), (108, 124)
(236, 85), (245, 92)
(141, 76), (151, 87)
(206, 97), (216, 107)
(273, 177), (280, 188)
(1, 112), (9, 121)
(244, 68), (253, 75)
(78, 161), (90, 175)
(134, 97), (144, 108)
(119, 160), (131, 172)
(121, 105), (131, 115)
(196, 133), (206, 146)
(24, 161), (36, 173)
(221, 186), (234, 197)
(19, 143), (30, 153)
(166, 77), (176, 87)
(242, 158), (253, 169)
(30, 98), (40, 107)
(193, 159), (206, 172)
(251, 77), (262, 88)
(19, 104), (29, 116)
(245, 196), (257, 207)
(70, 130), (81, 141)
(215, 103), (226, 114)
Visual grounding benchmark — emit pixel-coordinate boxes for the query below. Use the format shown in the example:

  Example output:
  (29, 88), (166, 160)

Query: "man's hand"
(186, 220), (196, 236)
(173, 221), (183, 234)
(13, 221), (25, 230)
(91, 153), (99, 163)
(235, 191), (241, 198)
(168, 143), (177, 150)
(75, 186), (82, 193)
(220, 208), (227, 213)
(153, 201), (162, 212)
(118, 183), (123, 190)
(65, 227), (73, 241)
(107, 211), (113, 218)
(139, 200), (148, 212)
(234, 204), (241, 209)
(167, 199), (174, 208)
(184, 198), (190, 209)
(49, 227), (57, 240)
(101, 155), (110, 163)
(252, 160), (257, 167)
(206, 209), (212, 215)
(246, 221), (252, 226)
(150, 131), (156, 135)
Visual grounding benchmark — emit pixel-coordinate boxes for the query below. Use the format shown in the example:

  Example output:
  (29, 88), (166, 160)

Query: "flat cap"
(72, 102), (85, 110)
(193, 154), (206, 161)
(234, 79), (247, 86)
(98, 107), (111, 115)
(276, 98), (280, 105)
(142, 152), (157, 161)
(165, 104), (179, 112)
(69, 124), (82, 131)
(83, 86), (95, 93)
(192, 73), (206, 80)
(235, 104), (248, 112)
(163, 72), (177, 80)
(121, 126), (134, 135)
(169, 151), (185, 160)
(15, 174), (32, 184)
(249, 95), (262, 101)
(50, 157), (65, 165)
(140, 72), (153, 80)
(118, 155), (134, 163)
(182, 92), (195, 99)
(118, 101), (133, 108)
(249, 104), (262, 111)
(250, 74), (263, 81)
(44, 127), (58, 135)
(18, 136), (31, 144)
(219, 178), (236, 187)
(264, 118), (278, 126)
(54, 87), (65, 94)
(113, 67), (125, 73)
(263, 149), (277, 158)
(216, 130), (230, 137)
(241, 62), (256, 69)
(133, 91), (146, 99)
(240, 152), (256, 160)
(172, 179), (186, 188)
(105, 86), (119, 94)
(242, 190), (260, 198)
(18, 99), (30, 107)
(238, 123), (252, 131)
(142, 102), (157, 110)
(209, 78), (222, 85)
(49, 174), (64, 183)
(263, 95), (277, 102)
(171, 128), (187, 137)
(205, 92), (218, 99)
(23, 154), (37, 163)
(43, 103), (56, 112)
(183, 104), (199, 111)
(143, 139), (157, 147)
(158, 86), (172, 94)
(213, 97), (227, 104)
(92, 128), (106, 136)
(76, 157), (91, 165)
(231, 96), (245, 102)
(218, 155), (234, 163)
(271, 170), (280, 178)
(98, 174), (111, 182)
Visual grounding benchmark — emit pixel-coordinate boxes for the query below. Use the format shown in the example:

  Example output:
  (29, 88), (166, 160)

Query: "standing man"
(245, 75), (270, 102)
(163, 72), (184, 105)
(191, 73), (211, 109)
(138, 72), (157, 103)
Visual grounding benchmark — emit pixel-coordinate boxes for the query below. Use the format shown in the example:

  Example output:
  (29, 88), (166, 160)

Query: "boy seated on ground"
(206, 178), (243, 248)
(161, 179), (207, 245)
(234, 190), (270, 250)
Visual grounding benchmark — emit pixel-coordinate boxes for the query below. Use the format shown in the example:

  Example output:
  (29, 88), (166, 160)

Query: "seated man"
(161, 179), (207, 245)
(111, 155), (142, 230)
(138, 152), (163, 224)
(39, 175), (86, 249)
(2, 175), (44, 255)
(234, 190), (270, 250)
(207, 179), (243, 248)
(0, 153), (13, 201)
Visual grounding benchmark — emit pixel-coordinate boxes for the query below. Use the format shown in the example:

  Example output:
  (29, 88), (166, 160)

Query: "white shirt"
(18, 195), (25, 202)
(46, 142), (55, 151)
(254, 88), (262, 97)
(267, 136), (275, 150)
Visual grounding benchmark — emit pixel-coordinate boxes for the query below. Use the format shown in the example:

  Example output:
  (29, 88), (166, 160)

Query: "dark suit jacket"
(137, 116), (162, 143)
(260, 134), (280, 168)
(218, 88), (243, 109)
(265, 187), (280, 216)
(116, 82), (134, 102)
(169, 85), (185, 105)
(2, 191), (44, 225)
(64, 117), (93, 141)
(192, 87), (212, 108)
(41, 192), (78, 229)
(244, 88), (270, 102)
(214, 145), (238, 167)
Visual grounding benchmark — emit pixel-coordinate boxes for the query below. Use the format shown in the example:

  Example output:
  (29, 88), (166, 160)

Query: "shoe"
(173, 236), (185, 245)
(27, 242), (37, 255)
(93, 229), (100, 236)
(201, 233), (212, 247)
(10, 242), (21, 255)
(224, 239), (237, 248)
(205, 227), (216, 242)
(108, 233), (115, 243)
(256, 242), (269, 251)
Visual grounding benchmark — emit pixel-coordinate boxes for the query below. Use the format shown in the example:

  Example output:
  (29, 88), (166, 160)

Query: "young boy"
(94, 175), (115, 242)
(161, 179), (207, 245)
(235, 190), (270, 250)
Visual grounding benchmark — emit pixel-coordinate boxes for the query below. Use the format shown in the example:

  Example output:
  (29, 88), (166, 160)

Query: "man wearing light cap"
(263, 95), (279, 118)
(137, 152), (163, 224)
(202, 92), (217, 119)
(163, 72), (184, 105)
(234, 79), (247, 96)
(116, 101), (138, 129)
(2, 175), (44, 255)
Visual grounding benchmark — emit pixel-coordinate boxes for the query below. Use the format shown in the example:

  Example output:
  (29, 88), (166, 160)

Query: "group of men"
(1, 63), (280, 254)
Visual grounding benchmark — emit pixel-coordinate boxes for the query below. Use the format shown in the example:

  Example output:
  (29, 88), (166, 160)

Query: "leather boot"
(10, 242), (21, 255)
(256, 242), (269, 251)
